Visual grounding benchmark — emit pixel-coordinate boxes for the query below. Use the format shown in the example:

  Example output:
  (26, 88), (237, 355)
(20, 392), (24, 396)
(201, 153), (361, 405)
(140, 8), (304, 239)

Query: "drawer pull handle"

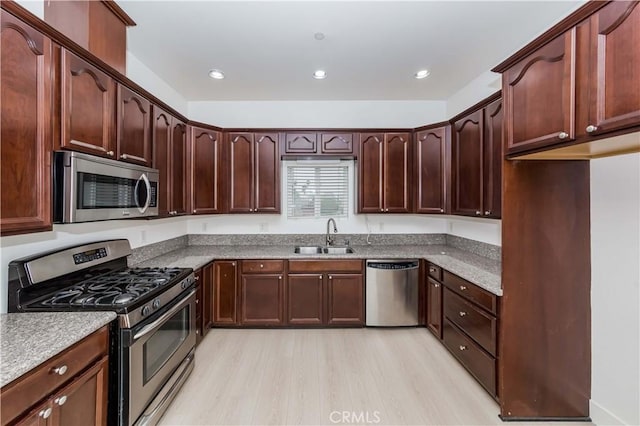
(39, 408), (52, 419)
(459, 285), (467, 291)
(55, 395), (67, 406)
(459, 311), (467, 317)
(53, 365), (68, 375)
(459, 345), (467, 351)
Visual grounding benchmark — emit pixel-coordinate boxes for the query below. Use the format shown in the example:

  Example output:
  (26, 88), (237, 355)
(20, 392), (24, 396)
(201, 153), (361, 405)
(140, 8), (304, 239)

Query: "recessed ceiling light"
(313, 70), (327, 79)
(208, 69), (225, 79)
(314, 32), (325, 41)
(414, 69), (430, 79)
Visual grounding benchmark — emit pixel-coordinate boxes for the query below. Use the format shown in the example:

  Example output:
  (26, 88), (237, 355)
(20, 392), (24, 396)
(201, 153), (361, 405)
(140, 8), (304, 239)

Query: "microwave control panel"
(73, 247), (108, 265)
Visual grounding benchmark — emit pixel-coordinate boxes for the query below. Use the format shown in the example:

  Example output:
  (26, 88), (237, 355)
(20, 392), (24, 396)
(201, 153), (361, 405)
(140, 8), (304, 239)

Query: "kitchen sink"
(294, 246), (323, 254)
(293, 246), (355, 254)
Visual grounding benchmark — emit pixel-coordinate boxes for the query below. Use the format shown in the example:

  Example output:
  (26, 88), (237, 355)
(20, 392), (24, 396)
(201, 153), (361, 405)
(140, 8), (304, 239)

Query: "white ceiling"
(119, 1), (584, 101)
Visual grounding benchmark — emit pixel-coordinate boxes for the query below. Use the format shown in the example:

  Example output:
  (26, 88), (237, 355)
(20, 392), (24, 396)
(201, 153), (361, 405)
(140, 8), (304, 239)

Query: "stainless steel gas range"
(7, 239), (197, 426)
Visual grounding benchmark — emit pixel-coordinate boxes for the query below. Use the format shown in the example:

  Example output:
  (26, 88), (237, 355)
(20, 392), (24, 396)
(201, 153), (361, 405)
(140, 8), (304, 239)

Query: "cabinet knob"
(440, 208), (444, 213)
(558, 132), (569, 139)
(120, 154), (128, 160)
(434, 283), (440, 288)
(196, 329), (200, 335)
(459, 311), (467, 317)
(475, 211), (481, 216)
(380, 208), (383, 212)
(193, 209), (197, 213)
(459, 285), (467, 291)
(484, 211), (491, 216)
(107, 150), (115, 156)
(55, 395), (67, 406)
(39, 408), (52, 419)
(232, 262), (236, 266)
(459, 345), (467, 351)
(329, 275), (333, 280)
(429, 268), (436, 273)
(279, 275), (282, 280)
(249, 208), (254, 212)
(319, 275), (323, 280)
(260, 264), (264, 268)
(52, 365), (68, 375)
(586, 125), (598, 133)
(194, 276), (200, 281)
(195, 299), (199, 304)
(385, 208), (389, 212)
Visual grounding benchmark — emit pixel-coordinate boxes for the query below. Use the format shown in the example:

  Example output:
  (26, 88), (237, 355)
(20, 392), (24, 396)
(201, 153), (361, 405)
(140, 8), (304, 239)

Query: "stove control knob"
(152, 299), (161, 310)
(181, 280), (189, 289)
(142, 305), (151, 317)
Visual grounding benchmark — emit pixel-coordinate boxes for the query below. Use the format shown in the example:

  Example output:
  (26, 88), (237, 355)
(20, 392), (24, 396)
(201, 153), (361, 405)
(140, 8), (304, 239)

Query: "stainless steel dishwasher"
(365, 259), (420, 326)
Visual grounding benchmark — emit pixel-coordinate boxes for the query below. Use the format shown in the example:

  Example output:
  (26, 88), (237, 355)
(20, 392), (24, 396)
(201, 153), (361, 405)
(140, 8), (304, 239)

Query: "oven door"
(126, 289), (196, 425)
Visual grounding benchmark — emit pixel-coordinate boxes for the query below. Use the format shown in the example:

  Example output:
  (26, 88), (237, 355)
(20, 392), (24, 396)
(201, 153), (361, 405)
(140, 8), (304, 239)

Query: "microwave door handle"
(139, 173), (152, 213)
(134, 175), (141, 210)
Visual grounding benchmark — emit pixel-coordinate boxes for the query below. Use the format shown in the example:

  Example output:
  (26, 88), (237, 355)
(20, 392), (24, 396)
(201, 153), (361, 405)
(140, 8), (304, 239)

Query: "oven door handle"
(133, 289), (195, 341)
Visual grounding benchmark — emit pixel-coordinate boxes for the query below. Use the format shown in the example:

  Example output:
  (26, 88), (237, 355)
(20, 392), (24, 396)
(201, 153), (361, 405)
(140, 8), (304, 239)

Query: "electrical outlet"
(259, 222), (268, 232)
(379, 222), (384, 232)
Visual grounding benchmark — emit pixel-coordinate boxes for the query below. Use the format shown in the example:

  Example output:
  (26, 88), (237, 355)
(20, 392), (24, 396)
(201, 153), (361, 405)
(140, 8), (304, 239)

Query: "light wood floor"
(159, 328), (592, 426)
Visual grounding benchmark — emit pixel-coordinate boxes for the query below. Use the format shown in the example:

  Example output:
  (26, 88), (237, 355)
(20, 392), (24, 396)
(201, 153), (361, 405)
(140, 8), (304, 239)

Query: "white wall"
(13, 0), (43, 19)
(188, 100), (447, 129)
(126, 52), (189, 116)
(446, 70), (502, 117)
(590, 153), (640, 426)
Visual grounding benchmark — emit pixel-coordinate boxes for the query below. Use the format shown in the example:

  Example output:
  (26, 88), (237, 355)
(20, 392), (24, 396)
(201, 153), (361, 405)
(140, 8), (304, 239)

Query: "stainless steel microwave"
(53, 151), (159, 223)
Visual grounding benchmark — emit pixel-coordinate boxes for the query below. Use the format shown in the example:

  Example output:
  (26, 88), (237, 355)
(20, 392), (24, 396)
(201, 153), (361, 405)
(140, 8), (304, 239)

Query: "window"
(286, 163), (350, 218)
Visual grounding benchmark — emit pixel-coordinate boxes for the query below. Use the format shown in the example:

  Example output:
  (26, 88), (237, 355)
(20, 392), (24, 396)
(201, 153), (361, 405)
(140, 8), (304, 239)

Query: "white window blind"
(286, 164), (349, 218)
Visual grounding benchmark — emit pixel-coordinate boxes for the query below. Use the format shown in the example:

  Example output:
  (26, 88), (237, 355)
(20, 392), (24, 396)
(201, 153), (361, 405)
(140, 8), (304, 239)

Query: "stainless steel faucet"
(326, 218), (338, 246)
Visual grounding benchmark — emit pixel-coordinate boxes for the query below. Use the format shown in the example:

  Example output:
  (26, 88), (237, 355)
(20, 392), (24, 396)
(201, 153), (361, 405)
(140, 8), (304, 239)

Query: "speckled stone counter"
(0, 312), (116, 388)
(135, 244), (502, 296)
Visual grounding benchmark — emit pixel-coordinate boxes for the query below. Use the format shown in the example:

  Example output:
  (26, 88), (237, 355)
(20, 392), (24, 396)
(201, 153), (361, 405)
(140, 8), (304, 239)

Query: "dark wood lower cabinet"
(195, 262), (214, 343)
(326, 274), (364, 326)
(426, 277), (443, 339)
(212, 261), (238, 325)
(241, 274), (285, 326)
(287, 274), (324, 325)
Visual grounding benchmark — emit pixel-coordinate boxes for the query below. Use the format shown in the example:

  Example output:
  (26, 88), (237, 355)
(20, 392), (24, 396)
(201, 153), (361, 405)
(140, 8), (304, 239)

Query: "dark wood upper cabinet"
(60, 49), (116, 158)
(116, 84), (151, 165)
(228, 132), (254, 213)
(503, 29), (576, 155)
(170, 120), (187, 216)
(483, 99), (503, 218)
(415, 126), (447, 214)
(152, 106), (171, 217)
(452, 110), (483, 216)
(358, 132), (411, 213)
(320, 132), (354, 154)
(189, 126), (222, 215)
(284, 132), (317, 154)
(1, 12), (53, 236)
(583, 1), (640, 137)
(228, 132), (280, 213)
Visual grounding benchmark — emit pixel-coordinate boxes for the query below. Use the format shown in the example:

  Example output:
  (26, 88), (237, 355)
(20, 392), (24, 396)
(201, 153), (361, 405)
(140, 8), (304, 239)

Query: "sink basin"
(293, 246), (355, 254)
(323, 246), (355, 254)
(294, 246), (323, 254)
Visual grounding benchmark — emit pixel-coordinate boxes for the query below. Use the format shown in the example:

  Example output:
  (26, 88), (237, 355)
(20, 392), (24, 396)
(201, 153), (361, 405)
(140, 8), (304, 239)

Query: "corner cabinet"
(358, 132), (411, 213)
(227, 132), (280, 213)
(189, 126), (223, 215)
(59, 48), (116, 158)
(0, 12), (53, 236)
(415, 126), (448, 214)
(451, 96), (502, 219)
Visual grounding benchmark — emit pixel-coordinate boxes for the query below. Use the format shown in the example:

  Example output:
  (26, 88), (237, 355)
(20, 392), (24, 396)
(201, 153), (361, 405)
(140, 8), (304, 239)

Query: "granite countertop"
(0, 312), (116, 388)
(135, 244), (502, 296)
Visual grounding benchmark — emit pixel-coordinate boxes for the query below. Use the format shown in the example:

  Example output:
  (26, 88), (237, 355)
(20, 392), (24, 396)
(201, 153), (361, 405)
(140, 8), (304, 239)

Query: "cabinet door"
(1, 13), (53, 236)
(202, 262), (214, 336)
(584, 2), (640, 136)
(320, 132), (354, 154)
(15, 401), (52, 426)
(170, 120), (187, 215)
(228, 133), (254, 212)
(383, 133), (411, 213)
(504, 29), (576, 154)
(415, 127), (446, 214)
(241, 274), (284, 326)
(60, 49), (115, 157)
(483, 99), (503, 219)
(50, 356), (108, 426)
(116, 84), (151, 165)
(152, 106), (171, 217)
(426, 277), (443, 339)
(358, 133), (384, 212)
(452, 110), (483, 216)
(284, 132), (317, 154)
(326, 274), (364, 326)
(190, 127), (221, 214)
(287, 274), (324, 325)
(213, 261), (238, 325)
(254, 133), (280, 213)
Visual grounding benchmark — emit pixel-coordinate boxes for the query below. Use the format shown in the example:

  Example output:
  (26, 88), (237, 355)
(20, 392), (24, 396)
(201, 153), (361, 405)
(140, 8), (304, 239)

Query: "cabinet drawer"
(444, 288), (497, 356)
(241, 260), (284, 274)
(427, 263), (442, 281)
(1, 326), (109, 425)
(443, 319), (496, 397)
(443, 271), (498, 315)
(288, 260), (362, 273)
